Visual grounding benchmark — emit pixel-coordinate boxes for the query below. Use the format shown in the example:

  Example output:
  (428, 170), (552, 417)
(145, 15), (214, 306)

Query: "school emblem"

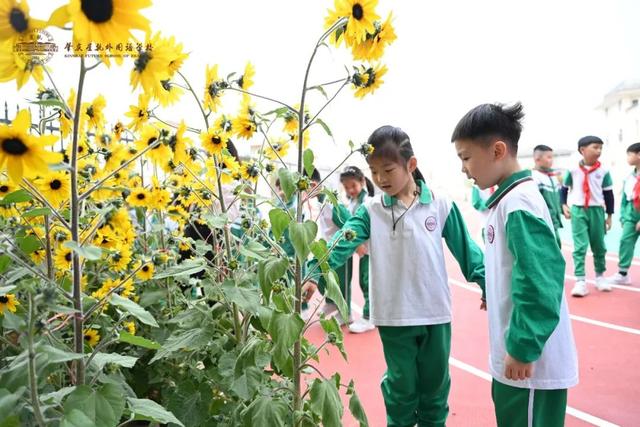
(425, 216), (437, 231)
(487, 225), (495, 244)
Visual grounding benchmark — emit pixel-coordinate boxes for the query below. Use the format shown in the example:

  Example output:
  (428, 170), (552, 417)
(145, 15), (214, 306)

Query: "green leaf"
(0, 256), (10, 275)
(203, 212), (229, 229)
(63, 241), (102, 261)
(153, 260), (205, 279)
(315, 118), (333, 139)
(309, 377), (343, 427)
(242, 396), (288, 427)
(269, 208), (291, 241)
(303, 149), (315, 178)
(17, 235), (41, 255)
(128, 397), (185, 427)
(118, 331), (160, 350)
(0, 285), (16, 294)
(320, 317), (347, 360)
(277, 168), (296, 202)
(41, 344), (85, 364)
(347, 380), (369, 427)
(289, 221), (318, 263)
(109, 294), (159, 327)
(22, 207), (52, 218)
(0, 189), (32, 205)
(264, 106), (290, 117)
(307, 85), (329, 99)
(30, 98), (65, 109)
(238, 240), (269, 260)
(231, 366), (263, 400)
(60, 409), (94, 427)
(40, 386), (75, 406)
(221, 280), (261, 315)
(149, 329), (210, 364)
(268, 311), (304, 376)
(0, 388), (23, 421)
(258, 257), (289, 304)
(62, 384), (125, 427)
(324, 270), (349, 322)
(321, 189), (339, 207)
(90, 353), (138, 371)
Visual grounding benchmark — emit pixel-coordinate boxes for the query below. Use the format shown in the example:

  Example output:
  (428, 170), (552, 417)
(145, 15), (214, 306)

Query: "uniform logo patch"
(425, 216), (437, 231)
(487, 225), (495, 244)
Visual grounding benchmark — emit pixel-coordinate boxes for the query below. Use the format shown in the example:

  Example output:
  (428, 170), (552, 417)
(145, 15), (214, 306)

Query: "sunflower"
(109, 244), (131, 272)
(82, 94), (106, 130)
(125, 93), (150, 132)
(83, 329), (100, 347)
(68, 0), (150, 50)
(200, 128), (228, 157)
(130, 32), (173, 95)
(155, 79), (182, 107)
(351, 12), (396, 60)
(165, 35), (188, 76)
(206, 154), (239, 185)
(149, 185), (171, 210)
(232, 115), (257, 140)
(37, 170), (70, 207)
(237, 61), (255, 90)
(329, 0), (379, 44)
(0, 293), (19, 315)
(288, 130), (310, 149)
(214, 114), (234, 134)
(264, 139), (290, 161)
(351, 63), (387, 98)
(0, 180), (14, 198)
(135, 125), (171, 166)
(0, 109), (62, 183)
(54, 246), (73, 271)
(136, 261), (154, 281)
(0, 0), (45, 41)
(113, 121), (124, 140)
(240, 160), (260, 183)
(123, 321), (136, 335)
(126, 187), (151, 208)
(0, 39), (43, 89)
(204, 64), (225, 112)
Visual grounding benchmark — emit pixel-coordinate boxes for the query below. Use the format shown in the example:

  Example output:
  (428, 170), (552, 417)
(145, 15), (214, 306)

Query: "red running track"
(305, 203), (639, 426)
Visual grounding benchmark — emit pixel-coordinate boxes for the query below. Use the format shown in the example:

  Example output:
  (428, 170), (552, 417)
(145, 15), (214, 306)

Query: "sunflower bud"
(344, 229), (357, 241)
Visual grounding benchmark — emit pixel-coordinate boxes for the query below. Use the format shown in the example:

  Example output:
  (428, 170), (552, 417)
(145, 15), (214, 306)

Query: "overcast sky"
(2, 0), (639, 190)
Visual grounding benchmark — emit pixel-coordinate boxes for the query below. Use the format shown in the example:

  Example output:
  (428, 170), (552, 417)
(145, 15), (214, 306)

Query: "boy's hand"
(504, 354), (533, 380)
(480, 299), (487, 311)
(562, 205), (571, 219)
(356, 244), (368, 257)
(605, 215), (612, 231)
(302, 281), (318, 303)
(636, 221), (640, 232)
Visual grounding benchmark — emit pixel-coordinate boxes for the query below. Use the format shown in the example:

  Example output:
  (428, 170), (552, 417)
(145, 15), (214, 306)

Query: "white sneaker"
(301, 307), (312, 321)
(348, 318), (375, 334)
(607, 273), (631, 286)
(595, 276), (612, 292)
(571, 280), (589, 297)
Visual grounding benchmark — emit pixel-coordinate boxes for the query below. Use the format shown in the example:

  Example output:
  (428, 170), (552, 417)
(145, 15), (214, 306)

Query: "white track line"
(448, 357), (620, 427)
(448, 279), (640, 336)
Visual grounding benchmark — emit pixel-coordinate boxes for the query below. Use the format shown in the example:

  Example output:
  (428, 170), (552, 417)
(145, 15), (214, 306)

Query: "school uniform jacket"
(309, 181), (485, 327)
(531, 168), (563, 230)
(564, 165), (613, 207)
(621, 169), (640, 224)
(484, 170), (578, 389)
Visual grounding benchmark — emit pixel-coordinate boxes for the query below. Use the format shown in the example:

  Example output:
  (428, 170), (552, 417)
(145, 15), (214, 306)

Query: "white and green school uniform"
(485, 170), (578, 427)
(618, 169), (640, 274)
(315, 196), (354, 312)
(348, 189), (372, 318)
(563, 164), (613, 277)
(472, 185), (494, 243)
(309, 181), (485, 427)
(531, 168), (563, 247)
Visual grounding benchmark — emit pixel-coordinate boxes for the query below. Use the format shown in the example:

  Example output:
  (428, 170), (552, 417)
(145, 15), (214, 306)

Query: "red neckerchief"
(633, 170), (640, 211)
(536, 167), (556, 177)
(580, 161), (601, 208)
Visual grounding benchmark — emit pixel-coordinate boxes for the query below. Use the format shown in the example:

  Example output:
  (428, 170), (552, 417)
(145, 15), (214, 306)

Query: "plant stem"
(302, 81), (348, 132)
(225, 87), (298, 114)
(27, 293), (46, 427)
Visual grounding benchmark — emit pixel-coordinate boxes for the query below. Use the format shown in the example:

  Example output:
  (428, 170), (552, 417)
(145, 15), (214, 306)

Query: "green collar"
(486, 170), (533, 209)
(356, 189), (367, 205)
(382, 180), (432, 207)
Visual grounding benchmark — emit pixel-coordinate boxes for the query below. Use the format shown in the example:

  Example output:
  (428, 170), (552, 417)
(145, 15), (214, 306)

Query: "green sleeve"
(563, 171), (572, 188)
(621, 190), (628, 214)
(602, 171), (613, 188)
(307, 205), (370, 281)
(331, 204), (352, 228)
(442, 202), (485, 295)
(505, 210), (565, 363)
(471, 186), (488, 212)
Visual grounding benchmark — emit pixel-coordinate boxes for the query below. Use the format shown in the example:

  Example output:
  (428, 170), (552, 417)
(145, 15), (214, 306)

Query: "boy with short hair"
(452, 102), (578, 427)
(607, 142), (640, 285)
(559, 136), (615, 296)
(532, 145), (563, 247)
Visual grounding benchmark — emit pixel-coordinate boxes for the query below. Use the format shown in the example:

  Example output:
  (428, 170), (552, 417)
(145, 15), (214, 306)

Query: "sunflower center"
(211, 136), (222, 145)
(65, 252), (72, 262)
(50, 179), (62, 190)
(10, 8), (28, 33)
(86, 106), (94, 118)
(0, 185), (8, 192)
(142, 265), (149, 272)
(161, 80), (171, 91)
(0, 295), (8, 303)
(80, 0), (114, 24)
(147, 136), (159, 149)
(352, 3), (364, 20)
(136, 193), (146, 200)
(134, 51), (152, 73)
(84, 334), (91, 341)
(2, 137), (28, 155)
(138, 109), (146, 118)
